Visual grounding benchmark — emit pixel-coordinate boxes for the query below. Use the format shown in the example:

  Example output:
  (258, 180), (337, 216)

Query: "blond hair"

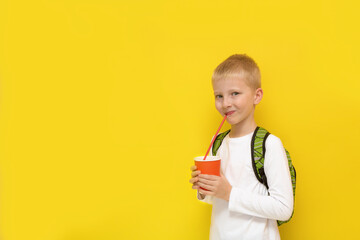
(212, 54), (261, 90)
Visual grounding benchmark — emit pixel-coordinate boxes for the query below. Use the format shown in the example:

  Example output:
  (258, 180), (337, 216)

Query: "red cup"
(194, 156), (221, 191)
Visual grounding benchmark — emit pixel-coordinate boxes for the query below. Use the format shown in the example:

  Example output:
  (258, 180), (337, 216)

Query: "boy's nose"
(223, 97), (232, 107)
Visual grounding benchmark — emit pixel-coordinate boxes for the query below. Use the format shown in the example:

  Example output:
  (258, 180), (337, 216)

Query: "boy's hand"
(189, 165), (206, 200)
(189, 165), (201, 190)
(198, 173), (232, 201)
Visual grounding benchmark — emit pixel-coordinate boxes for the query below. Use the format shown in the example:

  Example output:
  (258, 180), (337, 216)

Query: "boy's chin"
(226, 119), (238, 125)
(227, 116), (246, 126)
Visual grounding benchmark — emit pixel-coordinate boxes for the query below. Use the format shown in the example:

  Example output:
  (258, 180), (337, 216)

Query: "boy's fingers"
(199, 188), (213, 196)
(189, 177), (198, 184)
(192, 184), (200, 190)
(191, 171), (201, 177)
(198, 182), (214, 192)
(198, 177), (215, 185)
(190, 165), (197, 171)
(199, 174), (218, 181)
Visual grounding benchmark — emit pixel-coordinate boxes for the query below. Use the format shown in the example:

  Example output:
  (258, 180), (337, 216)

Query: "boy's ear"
(254, 88), (263, 105)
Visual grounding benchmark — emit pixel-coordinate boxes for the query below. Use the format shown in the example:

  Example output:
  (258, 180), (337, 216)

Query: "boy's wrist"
(198, 191), (205, 200)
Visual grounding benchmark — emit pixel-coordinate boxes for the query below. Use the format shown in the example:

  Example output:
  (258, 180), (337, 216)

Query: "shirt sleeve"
(228, 135), (294, 221)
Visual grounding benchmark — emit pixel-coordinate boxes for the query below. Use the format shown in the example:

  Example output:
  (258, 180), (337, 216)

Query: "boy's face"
(212, 76), (262, 126)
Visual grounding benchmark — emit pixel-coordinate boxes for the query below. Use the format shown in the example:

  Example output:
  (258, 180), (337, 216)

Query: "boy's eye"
(232, 92), (240, 96)
(215, 95), (223, 99)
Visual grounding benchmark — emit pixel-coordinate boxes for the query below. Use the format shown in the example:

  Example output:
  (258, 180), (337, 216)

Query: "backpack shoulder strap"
(212, 129), (231, 156)
(251, 126), (270, 189)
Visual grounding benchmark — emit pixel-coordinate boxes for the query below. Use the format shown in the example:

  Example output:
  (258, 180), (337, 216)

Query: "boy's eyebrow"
(228, 88), (241, 92)
(213, 88), (242, 94)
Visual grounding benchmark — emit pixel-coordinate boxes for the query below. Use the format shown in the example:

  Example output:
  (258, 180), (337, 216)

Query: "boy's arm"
(228, 135), (293, 221)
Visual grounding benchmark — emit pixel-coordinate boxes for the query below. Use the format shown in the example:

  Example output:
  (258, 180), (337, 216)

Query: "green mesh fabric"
(253, 127), (268, 178)
(212, 129), (230, 156)
(277, 149), (296, 226)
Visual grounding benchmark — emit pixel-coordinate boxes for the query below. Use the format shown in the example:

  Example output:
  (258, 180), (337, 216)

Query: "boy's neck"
(229, 120), (257, 138)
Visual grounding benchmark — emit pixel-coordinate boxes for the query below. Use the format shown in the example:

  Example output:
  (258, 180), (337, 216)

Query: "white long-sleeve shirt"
(199, 130), (293, 240)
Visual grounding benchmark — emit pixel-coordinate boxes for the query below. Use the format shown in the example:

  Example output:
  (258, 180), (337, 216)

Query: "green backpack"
(211, 126), (296, 226)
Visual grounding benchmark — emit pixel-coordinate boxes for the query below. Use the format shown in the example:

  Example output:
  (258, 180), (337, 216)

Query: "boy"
(189, 54), (293, 240)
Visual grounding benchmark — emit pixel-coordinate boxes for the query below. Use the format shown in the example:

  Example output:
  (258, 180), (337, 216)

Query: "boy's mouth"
(225, 111), (235, 116)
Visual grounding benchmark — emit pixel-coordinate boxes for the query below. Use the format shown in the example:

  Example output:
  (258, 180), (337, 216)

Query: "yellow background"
(1, 0), (359, 239)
